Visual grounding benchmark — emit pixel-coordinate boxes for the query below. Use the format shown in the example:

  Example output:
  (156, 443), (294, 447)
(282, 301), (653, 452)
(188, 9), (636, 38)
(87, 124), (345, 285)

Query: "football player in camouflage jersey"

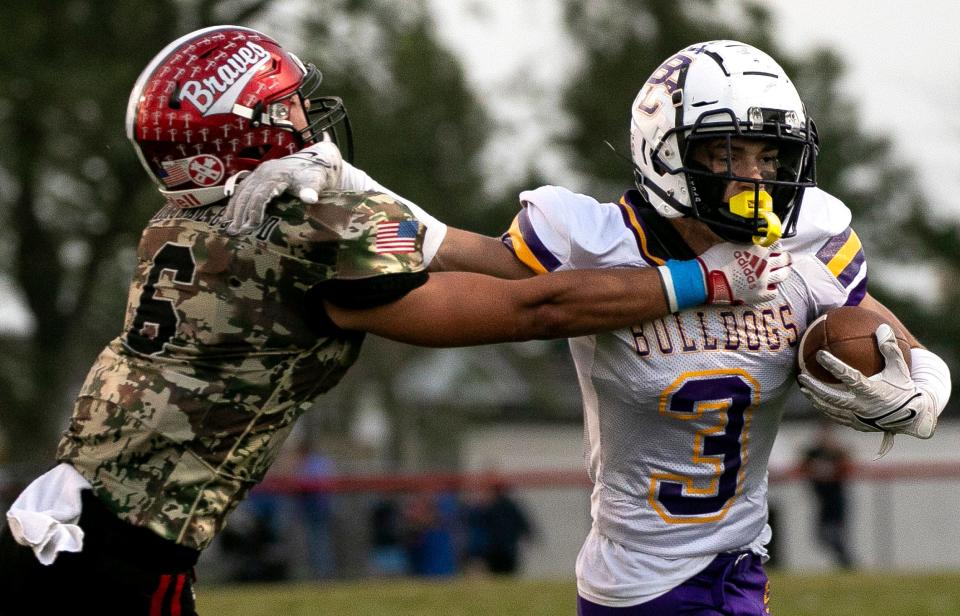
(0, 28), (793, 616)
(225, 41), (952, 615)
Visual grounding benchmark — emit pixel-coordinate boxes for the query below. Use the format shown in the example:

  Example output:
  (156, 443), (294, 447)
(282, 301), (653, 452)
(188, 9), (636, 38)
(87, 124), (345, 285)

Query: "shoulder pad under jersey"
(500, 185), (648, 273)
(294, 190), (428, 281)
(781, 187), (852, 255)
(787, 188), (868, 311)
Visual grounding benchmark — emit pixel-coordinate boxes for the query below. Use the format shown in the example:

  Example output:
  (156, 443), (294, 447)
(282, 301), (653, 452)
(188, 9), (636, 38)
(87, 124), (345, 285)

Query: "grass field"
(196, 572), (960, 615)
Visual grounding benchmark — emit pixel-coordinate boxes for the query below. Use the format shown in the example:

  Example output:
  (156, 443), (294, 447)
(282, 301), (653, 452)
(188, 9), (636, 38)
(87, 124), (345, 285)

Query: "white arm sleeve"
(911, 348), (952, 417)
(339, 162), (447, 266)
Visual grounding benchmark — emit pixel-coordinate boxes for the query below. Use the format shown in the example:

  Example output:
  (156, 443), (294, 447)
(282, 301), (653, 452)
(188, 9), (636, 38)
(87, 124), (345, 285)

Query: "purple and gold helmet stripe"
(500, 209), (561, 275)
(618, 196), (666, 267)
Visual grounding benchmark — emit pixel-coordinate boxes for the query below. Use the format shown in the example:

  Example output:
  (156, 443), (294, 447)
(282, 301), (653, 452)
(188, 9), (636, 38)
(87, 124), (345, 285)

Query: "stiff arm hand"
(657, 244), (793, 311)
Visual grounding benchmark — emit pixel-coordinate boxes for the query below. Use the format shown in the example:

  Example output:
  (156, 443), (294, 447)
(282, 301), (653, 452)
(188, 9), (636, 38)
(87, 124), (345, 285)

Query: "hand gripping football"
(798, 306), (911, 384)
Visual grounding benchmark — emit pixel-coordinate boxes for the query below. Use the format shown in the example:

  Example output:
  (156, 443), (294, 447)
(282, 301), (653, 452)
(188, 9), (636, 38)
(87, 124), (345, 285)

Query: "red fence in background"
(255, 461), (960, 496)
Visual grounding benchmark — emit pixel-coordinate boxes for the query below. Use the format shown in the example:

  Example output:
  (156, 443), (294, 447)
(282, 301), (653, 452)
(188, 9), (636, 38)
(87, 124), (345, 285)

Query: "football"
(798, 306), (911, 384)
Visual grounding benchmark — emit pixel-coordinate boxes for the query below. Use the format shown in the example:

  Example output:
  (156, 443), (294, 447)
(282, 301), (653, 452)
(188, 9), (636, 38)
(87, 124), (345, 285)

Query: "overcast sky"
(431, 0), (960, 216)
(757, 0), (960, 219)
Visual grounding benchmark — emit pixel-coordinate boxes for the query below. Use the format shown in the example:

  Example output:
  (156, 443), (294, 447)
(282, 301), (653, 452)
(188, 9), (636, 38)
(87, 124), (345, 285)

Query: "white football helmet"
(629, 40), (818, 245)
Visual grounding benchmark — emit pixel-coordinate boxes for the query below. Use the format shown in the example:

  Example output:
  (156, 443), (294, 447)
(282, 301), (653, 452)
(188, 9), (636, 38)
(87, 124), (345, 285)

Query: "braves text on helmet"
(126, 25), (351, 209)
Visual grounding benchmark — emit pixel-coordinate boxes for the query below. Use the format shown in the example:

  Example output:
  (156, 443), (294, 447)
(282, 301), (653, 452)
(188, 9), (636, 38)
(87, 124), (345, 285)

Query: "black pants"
(0, 490), (200, 616)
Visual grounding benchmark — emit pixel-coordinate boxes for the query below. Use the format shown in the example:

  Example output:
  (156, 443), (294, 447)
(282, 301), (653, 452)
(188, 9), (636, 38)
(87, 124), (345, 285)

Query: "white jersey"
(501, 185), (867, 605)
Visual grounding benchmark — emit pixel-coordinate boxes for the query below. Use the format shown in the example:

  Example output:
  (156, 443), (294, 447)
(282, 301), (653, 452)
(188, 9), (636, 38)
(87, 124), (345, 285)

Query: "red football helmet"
(126, 25), (352, 208)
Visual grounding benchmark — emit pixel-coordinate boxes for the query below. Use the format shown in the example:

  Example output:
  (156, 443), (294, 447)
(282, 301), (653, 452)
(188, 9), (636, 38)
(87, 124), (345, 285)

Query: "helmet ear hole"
(651, 156), (669, 177)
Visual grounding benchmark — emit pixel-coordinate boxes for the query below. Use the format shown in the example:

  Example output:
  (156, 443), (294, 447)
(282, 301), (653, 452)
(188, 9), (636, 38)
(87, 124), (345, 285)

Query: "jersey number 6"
(124, 243), (196, 355)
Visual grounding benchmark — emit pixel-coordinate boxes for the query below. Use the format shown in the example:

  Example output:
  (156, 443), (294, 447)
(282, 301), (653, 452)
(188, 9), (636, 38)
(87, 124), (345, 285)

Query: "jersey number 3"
(649, 369), (758, 524)
(125, 243), (196, 355)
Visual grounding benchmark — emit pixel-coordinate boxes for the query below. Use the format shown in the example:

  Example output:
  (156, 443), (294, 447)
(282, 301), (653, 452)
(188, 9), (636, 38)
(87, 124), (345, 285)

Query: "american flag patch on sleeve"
(374, 220), (420, 254)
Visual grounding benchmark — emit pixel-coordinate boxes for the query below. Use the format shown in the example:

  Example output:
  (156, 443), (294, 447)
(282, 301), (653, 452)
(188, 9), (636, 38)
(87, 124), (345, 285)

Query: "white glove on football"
(798, 324), (949, 457)
(223, 140), (343, 234)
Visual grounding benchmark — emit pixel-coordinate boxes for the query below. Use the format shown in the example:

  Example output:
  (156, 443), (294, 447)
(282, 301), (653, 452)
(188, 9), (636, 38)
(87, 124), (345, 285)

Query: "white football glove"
(657, 243), (792, 312)
(798, 324), (945, 457)
(223, 140), (344, 234)
(699, 243), (793, 305)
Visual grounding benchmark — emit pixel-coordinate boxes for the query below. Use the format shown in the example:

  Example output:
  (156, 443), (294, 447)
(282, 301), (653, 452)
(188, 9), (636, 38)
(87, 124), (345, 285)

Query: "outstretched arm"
(324, 268), (667, 347)
(223, 141), (795, 336)
(326, 240), (793, 346)
(431, 227), (533, 278)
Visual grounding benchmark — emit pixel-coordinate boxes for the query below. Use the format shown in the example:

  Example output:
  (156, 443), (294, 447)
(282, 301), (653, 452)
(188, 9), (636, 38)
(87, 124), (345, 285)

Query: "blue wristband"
(658, 259), (707, 312)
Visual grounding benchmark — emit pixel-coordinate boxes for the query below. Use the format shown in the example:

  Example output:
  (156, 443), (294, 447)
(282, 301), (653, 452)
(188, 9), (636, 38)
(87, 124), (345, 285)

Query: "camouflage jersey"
(56, 191), (427, 551)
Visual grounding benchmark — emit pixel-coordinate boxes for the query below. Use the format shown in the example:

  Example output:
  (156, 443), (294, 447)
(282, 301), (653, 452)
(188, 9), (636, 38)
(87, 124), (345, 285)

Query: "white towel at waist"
(6, 463), (92, 565)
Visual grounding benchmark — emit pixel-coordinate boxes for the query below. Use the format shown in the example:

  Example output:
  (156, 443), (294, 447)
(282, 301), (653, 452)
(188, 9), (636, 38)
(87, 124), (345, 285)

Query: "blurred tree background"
(0, 0), (956, 476)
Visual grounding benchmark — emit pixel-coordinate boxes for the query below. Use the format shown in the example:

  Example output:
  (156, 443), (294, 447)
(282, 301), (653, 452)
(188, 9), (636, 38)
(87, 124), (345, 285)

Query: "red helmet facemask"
(126, 25), (352, 208)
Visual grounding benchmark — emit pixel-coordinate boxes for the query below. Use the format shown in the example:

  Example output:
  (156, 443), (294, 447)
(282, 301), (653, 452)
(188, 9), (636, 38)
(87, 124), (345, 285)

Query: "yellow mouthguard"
(728, 190), (782, 247)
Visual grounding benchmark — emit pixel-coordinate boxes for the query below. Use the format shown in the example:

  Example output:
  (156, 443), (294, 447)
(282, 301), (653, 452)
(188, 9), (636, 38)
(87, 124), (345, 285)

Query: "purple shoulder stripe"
(518, 208), (562, 272)
(844, 276), (868, 306)
(618, 202), (662, 267)
(836, 250), (865, 288)
(816, 227), (852, 264)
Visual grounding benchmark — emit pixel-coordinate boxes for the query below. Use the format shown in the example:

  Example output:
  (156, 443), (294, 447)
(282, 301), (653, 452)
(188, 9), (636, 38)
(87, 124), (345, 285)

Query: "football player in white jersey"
(224, 41), (950, 615)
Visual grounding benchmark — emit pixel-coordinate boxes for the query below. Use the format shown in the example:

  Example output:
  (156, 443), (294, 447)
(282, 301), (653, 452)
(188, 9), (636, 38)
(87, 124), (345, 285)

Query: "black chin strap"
(626, 191), (697, 261)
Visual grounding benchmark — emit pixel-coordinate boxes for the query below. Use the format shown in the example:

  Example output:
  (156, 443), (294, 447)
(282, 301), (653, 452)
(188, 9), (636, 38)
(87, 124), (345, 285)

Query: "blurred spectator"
(435, 490), (468, 567)
(801, 421), (854, 568)
(369, 498), (409, 576)
(291, 442), (336, 579)
(404, 493), (458, 577)
(483, 483), (533, 574)
(462, 492), (492, 573)
(218, 493), (289, 582)
(465, 482), (533, 575)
